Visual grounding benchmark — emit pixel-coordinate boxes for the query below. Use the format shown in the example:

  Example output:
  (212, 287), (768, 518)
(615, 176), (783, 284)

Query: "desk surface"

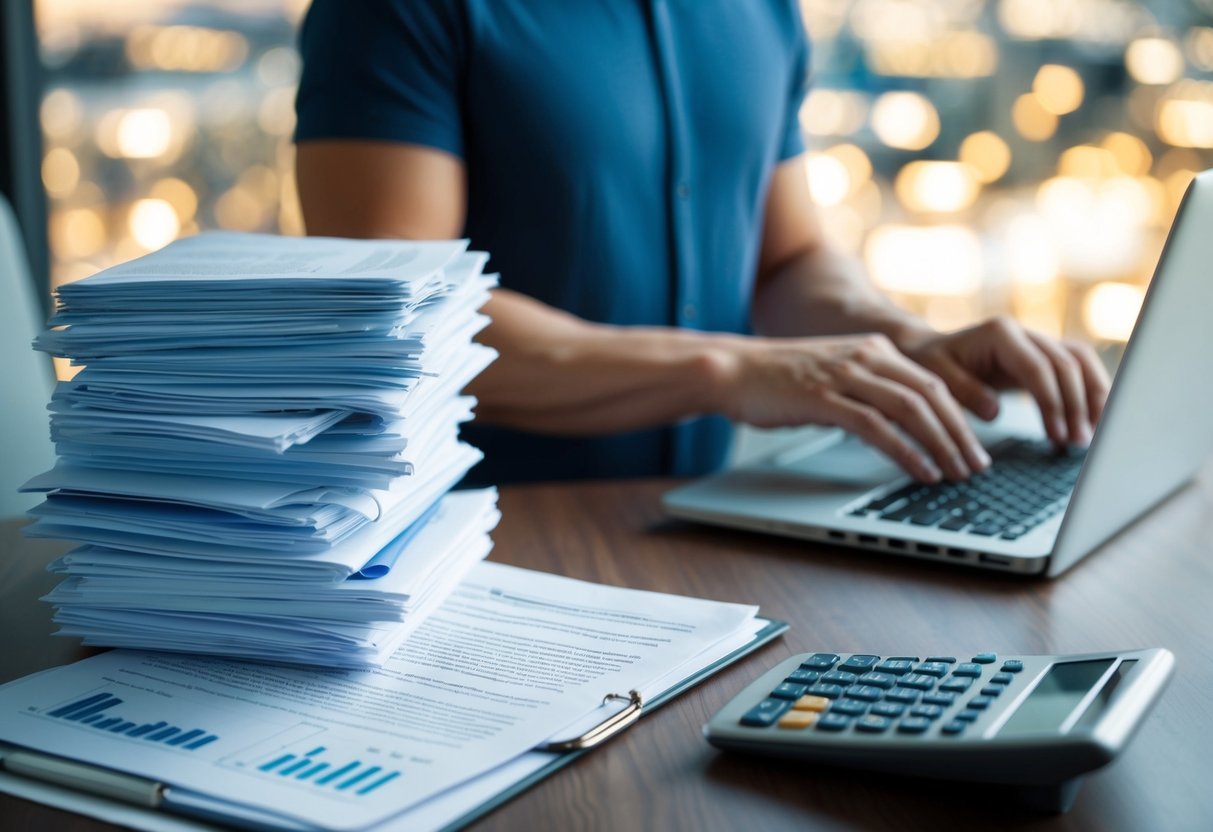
(3, 475), (1212, 831)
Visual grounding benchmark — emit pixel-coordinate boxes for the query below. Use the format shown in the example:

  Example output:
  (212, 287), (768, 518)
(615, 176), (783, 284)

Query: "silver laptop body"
(664, 170), (1213, 577)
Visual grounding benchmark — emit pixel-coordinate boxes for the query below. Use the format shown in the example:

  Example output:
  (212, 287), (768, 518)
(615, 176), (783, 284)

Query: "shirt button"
(682, 303), (697, 320)
(676, 182), (690, 200)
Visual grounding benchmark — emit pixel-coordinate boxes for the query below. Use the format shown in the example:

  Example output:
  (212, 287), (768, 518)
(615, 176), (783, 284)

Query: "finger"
(985, 319), (1067, 445)
(1028, 331), (1090, 446)
(863, 351), (992, 473)
(1064, 341), (1112, 426)
(920, 354), (1000, 422)
(817, 390), (942, 482)
(835, 364), (969, 480)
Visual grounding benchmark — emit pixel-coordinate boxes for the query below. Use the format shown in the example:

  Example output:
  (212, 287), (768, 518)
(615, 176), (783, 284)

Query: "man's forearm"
(466, 288), (733, 434)
(750, 244), (931, 348)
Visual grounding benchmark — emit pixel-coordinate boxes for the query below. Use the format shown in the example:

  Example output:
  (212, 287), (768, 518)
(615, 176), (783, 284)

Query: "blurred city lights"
(894, 161), (980, 214)
(41, 147), (80, 196)
(129, 198), (180, 250)
(1032, 64), (1085, 116)
(115, 109), (173, 159)
(871, 91), (940, 150)
(959, 131), (1011, 183)
(1125, 37), (1185, 86)
(1083, 282), (1145, 341)
(866, 225), (983, 296)
(1012, 93), (1059, 141)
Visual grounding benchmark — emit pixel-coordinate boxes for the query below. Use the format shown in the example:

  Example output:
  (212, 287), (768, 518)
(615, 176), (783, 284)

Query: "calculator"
(705, 648), (1173, 812)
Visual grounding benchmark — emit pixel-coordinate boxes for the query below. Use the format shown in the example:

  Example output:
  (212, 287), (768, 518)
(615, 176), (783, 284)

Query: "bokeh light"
(871, 91), (940, 151)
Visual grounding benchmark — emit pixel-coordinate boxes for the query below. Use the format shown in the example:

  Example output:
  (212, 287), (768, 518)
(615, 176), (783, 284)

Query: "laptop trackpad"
(772, 436), (904, 488)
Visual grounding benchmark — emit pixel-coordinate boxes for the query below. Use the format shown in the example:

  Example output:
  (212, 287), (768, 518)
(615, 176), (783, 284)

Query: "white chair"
(0, 194), (56, 518)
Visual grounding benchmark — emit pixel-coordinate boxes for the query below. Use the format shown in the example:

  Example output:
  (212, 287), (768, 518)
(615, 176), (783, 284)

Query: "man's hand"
(716, 333), (993, 482)
(895, 316), (1112, 448)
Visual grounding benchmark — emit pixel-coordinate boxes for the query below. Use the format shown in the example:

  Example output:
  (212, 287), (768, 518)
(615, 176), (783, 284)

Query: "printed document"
(0, 562), (757, 831)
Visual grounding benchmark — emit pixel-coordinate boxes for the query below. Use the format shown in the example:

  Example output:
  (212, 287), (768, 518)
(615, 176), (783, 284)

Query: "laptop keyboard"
(848, 439), (1087, 541)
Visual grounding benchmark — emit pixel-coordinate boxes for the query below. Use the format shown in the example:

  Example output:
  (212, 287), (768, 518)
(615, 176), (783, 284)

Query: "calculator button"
(806, 683), (844, 700)
(941, 720), (968, 735)
(844, 685), (884, 702)
(857, 672), (897, 689)
(980, 686), (1003, 697)
(897, 716), (931, 734)
(785, 669), (821, 685)
(925, 656), (956, 664)
(910, 704), (944, 720)
(816, 712), (852, 731)
(821, 670), (859, 686)
(898, 674), (937, 691)
(793, 695), (831, 712)
(885, 656), (920, 663)
(914, 662), (950, 677)
(966, 696), (994, 711)
(838, 655), (881, 673)
(952, 664), (983, 678)
(939, 678), (973, 693)
(777, 710), (820, 730)
(990, 673), (1013, 685)
(870, 701), (906, 718)
(855, 714), (893, 733)
(740, 698), (791, 727)
(830, 699), (869, 717)
(953, 709), (979, 722)
(1000, 660), (1024, 673)
(771, 682), (809, 700)
(972, 652), (998, 664)
(875, 659), (915, 675)
(922, 692), (957, 707)
(802, 653), (841, 670)
(884, 688), (921, 704)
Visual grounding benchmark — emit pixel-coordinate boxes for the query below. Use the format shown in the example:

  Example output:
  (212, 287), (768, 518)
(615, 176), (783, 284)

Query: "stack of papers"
(21, 232), (501, 667)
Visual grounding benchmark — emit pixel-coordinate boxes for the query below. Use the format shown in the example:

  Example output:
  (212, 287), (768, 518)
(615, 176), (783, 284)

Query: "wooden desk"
(3, 475), (1213, 831)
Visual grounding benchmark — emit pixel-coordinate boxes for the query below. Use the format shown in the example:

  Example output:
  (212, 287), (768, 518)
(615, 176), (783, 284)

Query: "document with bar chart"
(0, 561), (760, 831)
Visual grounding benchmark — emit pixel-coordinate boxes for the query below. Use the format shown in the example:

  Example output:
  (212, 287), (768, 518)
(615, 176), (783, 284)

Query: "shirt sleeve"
(294, 0), (467, 158)
(777, 4), (811, 161)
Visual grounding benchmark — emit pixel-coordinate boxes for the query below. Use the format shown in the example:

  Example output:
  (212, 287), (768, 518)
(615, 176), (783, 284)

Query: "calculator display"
(997, 659), (1114, 736)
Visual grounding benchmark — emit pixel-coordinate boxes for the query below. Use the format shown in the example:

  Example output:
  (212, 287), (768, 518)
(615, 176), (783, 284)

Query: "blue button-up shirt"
(296, 0), (809, 484)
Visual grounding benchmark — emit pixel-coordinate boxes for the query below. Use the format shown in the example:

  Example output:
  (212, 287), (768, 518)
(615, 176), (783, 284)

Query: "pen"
(0, 743), (162, 807)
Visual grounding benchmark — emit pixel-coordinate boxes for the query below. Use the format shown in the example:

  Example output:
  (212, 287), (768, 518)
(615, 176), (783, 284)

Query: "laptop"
(664, 169), (1213, 577)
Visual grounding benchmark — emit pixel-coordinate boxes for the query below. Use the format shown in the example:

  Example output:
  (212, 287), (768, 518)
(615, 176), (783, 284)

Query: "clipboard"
(0, 618), (787, 832)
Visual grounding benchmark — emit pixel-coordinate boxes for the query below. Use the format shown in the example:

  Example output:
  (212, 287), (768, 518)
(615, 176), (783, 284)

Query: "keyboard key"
(972, 653), (998, 664)
(777, 710), (819, 729)
(914, 662), (950, 677)
(875, 659), (916, 676)
(845, 685), (885, 702)
(952, 663), (983, 678)
(785, 669), (821, 685)
(870, 701), (906, 718)
(941, 720), (968, 735)
(886, 656), (921, 662)
(793, 695), (832, 712)
(953, 709), (979, 722)
(740, 698), (791, 727)
(939, 678), (973, 693)
(968, 523), (1003, 536)
(910, 704), (944, 720)
(966, 696), (994, 711)
(922, 692), (957, 707)
(990, 673), (1014, 685)
(884, 688), (920, 704)
(771, 682), (809, 700)
(924, 656), (956, 664)
(817, 712), (851, 731)
(855, 714), (893, 733)
(940, 516), (970, 531)
(806, 683), (844, 700)
(898, 673), (937, 690)
(1001, 660), (1024, 673)
(838, 655), (881, 673)
(802, 653), (840, 670)
(980, 686), (1003, 697)
(857, 672), (897, 689)
(830, 699), (869, 717)
(821, 670), (859, 686)
(910, 510), (946, 526)
(897, 716), (931, 734)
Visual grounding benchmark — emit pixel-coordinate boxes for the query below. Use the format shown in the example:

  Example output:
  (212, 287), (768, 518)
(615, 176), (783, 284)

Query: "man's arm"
(751, 155), (1111, 451)
(296, 140), (1019, 482)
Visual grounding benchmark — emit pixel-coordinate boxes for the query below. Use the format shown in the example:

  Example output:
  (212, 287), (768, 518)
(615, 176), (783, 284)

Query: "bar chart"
(44, 690), (218, 751)
(256, 744), (401, 797)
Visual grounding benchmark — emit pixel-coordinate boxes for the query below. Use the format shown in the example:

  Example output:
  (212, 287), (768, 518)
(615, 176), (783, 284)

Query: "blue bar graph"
(256, 745), (400, 798)
(44, 693), (219, 753)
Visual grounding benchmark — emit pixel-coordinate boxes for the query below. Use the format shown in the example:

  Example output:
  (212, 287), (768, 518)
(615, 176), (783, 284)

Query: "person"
(293, 0), (1110, 487)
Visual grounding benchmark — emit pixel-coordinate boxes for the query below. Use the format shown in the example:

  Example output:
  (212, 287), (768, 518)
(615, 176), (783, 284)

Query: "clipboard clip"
(537, 689), (644, 753)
